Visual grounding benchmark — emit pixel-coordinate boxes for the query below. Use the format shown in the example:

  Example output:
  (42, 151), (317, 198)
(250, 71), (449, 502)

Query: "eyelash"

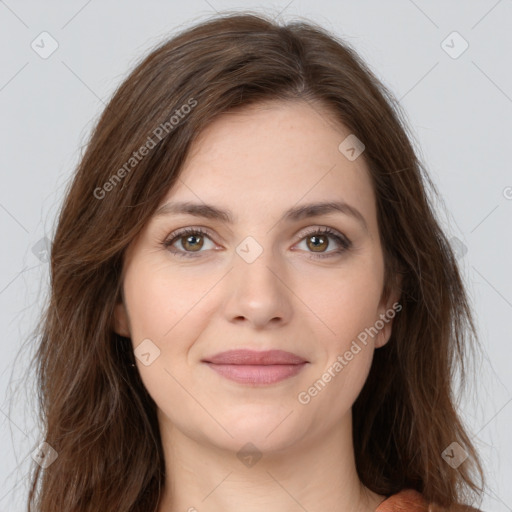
(162, 226), (352, 260)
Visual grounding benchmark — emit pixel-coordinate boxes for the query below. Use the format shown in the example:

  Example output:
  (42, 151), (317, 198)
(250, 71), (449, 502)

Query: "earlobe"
(112, 301), (131, 338)
(375, 319), (393, 348)
(376, 276), (403, 349)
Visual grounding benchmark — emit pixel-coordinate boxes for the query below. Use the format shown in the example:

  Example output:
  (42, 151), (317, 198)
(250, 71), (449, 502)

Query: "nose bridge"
(224, 235), (292, 327)
(236, 240), (278, 287)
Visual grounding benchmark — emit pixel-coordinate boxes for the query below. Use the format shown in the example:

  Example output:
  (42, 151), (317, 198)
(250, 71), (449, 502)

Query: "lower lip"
(204, 362), (307, 385)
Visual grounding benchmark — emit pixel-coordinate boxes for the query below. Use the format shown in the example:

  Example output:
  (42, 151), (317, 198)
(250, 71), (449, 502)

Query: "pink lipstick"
(202, 349), (308, 385)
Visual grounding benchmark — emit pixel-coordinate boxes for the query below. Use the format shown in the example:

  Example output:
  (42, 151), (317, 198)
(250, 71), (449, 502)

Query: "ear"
(375, 273), (403, 349)
(112, 300), (131, 338)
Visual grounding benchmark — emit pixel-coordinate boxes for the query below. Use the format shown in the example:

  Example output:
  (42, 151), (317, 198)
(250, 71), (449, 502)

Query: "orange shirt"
(375, 489), (482, 511)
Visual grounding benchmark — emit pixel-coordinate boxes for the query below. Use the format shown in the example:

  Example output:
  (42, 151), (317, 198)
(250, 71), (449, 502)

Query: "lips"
(203, 349), (307, 365)
(202, 349), (308, 385)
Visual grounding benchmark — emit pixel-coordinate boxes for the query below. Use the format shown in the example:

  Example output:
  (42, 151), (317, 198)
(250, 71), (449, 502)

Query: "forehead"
(160, 99), (377, 229)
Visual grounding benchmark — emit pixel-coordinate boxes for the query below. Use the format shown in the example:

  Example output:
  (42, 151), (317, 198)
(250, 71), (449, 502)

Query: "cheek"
(302, 256), (384, 345)
(316, 347), (374, 422)
(296, 251), (383, 411)
(123, 258), (215, 344)
(122, 262), (208, 430)
(123, 260), (219, 403)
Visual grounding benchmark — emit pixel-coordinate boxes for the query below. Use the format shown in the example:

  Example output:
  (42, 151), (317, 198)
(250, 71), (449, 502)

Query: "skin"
(113, 99), (400, 512)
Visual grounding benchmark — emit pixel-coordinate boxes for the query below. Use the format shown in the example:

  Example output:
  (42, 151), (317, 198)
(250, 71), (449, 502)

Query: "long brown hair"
(27, 11), (485, 511)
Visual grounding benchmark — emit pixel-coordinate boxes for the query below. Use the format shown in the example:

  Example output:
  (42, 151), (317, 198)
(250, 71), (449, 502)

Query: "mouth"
(202, 349), (309, 385)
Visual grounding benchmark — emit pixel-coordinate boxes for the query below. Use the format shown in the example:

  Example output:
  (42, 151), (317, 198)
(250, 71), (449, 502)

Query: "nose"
(222, 245), (293, 330)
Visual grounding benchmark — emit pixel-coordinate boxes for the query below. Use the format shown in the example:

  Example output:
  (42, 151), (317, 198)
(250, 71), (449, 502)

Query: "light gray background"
(1, 1), (511, 510)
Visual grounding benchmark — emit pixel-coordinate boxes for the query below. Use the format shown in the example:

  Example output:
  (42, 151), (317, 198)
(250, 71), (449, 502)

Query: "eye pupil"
(307, 235), (328, 252)
(182, 234), (203, 251)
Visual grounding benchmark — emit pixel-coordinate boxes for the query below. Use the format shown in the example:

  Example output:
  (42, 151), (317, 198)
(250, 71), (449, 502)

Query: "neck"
(156, 411), (385, 512)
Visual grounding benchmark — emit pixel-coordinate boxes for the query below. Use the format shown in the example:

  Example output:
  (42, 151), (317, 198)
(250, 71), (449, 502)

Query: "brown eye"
(163, 228), (215, 257)
(295, 227), (351, 259)
(306, 234), (329, 252)
(181, 233), (204, 252)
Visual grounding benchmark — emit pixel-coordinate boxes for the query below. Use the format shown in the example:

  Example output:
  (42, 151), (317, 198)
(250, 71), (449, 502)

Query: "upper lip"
(202, 349), (307, 365)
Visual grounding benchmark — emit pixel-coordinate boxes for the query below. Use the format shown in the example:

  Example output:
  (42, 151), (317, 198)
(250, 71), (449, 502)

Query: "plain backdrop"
(1, 1), (511, 510)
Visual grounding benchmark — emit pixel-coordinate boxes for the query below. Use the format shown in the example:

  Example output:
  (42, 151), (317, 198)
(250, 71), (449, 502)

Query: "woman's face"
(114, 99), (399, 454)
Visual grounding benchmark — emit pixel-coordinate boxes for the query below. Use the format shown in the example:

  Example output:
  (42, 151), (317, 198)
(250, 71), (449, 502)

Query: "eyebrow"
(154, 200), (368, 232)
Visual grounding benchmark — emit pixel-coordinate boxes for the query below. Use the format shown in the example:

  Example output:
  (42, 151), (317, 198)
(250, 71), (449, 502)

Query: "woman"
(28, 12), (485, 512)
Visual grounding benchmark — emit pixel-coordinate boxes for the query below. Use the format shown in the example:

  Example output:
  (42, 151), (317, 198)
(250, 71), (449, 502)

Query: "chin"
(206, 409), (310, 454)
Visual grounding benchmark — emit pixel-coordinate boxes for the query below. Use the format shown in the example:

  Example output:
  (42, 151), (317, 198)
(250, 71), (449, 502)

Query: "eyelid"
(164, 225), (348, 243)
(164, 225), (220, 244)
(165, 226), (213, 242)
(296, 225), (349, 243)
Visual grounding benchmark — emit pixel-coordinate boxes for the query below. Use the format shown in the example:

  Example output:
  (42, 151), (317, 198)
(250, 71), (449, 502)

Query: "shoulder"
(375, 489), (429, 512)
(375, 489), (483, 512)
